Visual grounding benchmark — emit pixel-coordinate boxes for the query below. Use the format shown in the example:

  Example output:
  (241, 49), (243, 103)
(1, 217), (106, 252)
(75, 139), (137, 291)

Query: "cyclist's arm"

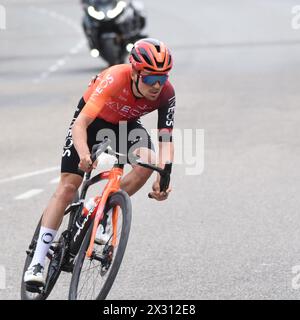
(150, 89), (175, 200)
(150, 139), (174, 201)
(72, 113), (95, 159)
(158, 137), (174, 169)
(156, 133), (174, 186)
(156, 87), (175, 170)
(73, 71), (118, 159)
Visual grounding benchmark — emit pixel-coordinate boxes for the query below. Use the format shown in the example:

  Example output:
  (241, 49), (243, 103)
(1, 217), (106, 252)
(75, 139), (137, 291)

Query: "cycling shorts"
(61, 97), (154, 177)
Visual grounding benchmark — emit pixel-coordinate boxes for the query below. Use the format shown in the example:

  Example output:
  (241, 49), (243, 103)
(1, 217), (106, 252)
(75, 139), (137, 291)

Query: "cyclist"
(24, 38), (175, 287)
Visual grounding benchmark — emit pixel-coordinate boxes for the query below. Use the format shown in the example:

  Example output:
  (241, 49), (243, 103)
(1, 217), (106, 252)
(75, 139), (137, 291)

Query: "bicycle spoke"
(78, 261), (96, 297)
(91, 267), (97, 299)
(69, 191), (131, 301)
(77, 218), (123, 299)
(78, 256), (105, 299)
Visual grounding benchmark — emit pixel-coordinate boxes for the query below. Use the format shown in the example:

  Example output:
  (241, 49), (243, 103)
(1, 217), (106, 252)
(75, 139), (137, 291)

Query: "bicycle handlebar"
(90, 138), (172, 195)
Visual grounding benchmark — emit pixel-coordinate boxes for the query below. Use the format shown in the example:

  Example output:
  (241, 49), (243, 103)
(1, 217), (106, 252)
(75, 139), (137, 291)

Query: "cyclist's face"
(132, 71), (165, 101)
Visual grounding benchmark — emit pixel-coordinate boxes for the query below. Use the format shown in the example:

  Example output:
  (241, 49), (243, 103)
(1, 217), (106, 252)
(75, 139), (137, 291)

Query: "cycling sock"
(29, 226), (57, 269)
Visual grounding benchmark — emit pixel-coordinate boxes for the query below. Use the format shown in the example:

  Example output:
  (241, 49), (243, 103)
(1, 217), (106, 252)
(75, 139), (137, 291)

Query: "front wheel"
(69, 190), (132, 300)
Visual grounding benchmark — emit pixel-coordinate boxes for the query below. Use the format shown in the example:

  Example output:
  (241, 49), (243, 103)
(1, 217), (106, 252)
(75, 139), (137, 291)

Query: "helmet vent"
(139, 48), (153, 66)
(130, 38), (172, 73)
(131, 49), (142, 63)
(155, 57), (165, 68)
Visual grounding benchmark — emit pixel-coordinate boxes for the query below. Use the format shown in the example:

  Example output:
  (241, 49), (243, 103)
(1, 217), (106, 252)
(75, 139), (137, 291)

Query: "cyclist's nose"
(152, 81), (161, 89)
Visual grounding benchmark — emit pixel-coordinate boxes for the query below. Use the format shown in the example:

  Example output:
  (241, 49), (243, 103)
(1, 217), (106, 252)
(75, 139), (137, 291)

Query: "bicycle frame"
(81, 166), (124, 258)
(76, 138), (172, 258)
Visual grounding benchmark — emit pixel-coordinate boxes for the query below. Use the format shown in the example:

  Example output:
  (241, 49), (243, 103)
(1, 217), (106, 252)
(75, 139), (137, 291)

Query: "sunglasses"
(139, 74), (169, 86)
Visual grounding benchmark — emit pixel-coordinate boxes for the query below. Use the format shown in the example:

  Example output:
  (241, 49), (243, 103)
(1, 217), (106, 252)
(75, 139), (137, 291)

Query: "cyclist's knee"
(55, 173), (82, 203)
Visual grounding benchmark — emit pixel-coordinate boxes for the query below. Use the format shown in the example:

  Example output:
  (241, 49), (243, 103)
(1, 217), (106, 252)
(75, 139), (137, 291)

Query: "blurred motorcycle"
(81, 0), (147, 66)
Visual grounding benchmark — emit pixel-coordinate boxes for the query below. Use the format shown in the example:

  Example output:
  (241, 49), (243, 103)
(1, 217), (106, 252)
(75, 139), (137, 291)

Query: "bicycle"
(20, 138), (172, 300)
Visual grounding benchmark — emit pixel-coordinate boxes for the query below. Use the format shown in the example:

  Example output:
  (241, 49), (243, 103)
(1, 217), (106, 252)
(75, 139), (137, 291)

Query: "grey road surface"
(0, 0), (300, 299)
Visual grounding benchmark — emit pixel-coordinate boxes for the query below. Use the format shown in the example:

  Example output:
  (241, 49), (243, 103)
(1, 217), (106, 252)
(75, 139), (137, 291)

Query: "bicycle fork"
(86, 167), (123, 258)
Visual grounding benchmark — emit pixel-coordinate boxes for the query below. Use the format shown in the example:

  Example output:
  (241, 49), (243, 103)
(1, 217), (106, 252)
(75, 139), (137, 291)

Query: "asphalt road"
(1, 0), (300, 299)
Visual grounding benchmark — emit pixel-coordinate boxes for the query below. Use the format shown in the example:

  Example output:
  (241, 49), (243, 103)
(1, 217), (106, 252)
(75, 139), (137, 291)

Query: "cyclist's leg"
(25, 111), (119, 273)
(24, 174), (83, 285)
(24, 99), (87, 285)
(120, 120), (155, 196)
(41, 173), (83, 229)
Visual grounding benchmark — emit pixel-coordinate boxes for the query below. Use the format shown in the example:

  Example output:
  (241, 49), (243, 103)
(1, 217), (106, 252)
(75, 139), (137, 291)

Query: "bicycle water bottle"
(69, 196), (101, 256)
(82, 196), (101, 218)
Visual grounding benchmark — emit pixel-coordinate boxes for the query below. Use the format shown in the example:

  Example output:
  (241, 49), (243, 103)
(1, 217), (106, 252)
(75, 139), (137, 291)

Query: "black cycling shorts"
(61, 97), (154, 177)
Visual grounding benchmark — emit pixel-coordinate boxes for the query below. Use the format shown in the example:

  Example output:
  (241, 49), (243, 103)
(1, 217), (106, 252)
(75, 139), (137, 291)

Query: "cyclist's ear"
(131, 68), (138, 81)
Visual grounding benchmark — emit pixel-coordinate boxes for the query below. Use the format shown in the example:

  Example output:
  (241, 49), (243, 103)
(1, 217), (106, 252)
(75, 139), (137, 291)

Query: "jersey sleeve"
(157, 84), (176, 141)
(81, 71), (119, 119)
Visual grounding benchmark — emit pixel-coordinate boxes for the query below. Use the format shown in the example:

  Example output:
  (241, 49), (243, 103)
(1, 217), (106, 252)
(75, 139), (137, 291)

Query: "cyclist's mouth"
(149, 90), (159, 96)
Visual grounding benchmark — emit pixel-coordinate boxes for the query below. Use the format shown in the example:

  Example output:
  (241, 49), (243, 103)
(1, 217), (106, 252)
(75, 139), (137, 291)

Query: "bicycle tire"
(20, 217), (46, 300)
(69, 190), (132, 300)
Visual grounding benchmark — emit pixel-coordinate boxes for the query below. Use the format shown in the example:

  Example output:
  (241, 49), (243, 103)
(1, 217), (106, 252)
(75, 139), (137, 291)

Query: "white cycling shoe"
(24, 263), (45, 287)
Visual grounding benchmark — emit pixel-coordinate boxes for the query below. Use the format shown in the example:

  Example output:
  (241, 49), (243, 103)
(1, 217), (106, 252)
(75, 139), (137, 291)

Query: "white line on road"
(49, 64), (59, 73)
(29, 6), (86, 84)
(15, 189), (44, 200)
(50, 176), (60, 184)
(0, 167), (60, 184)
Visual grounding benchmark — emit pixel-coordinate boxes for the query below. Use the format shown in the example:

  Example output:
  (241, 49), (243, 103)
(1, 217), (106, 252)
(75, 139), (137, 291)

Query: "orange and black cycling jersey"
(82, 64), (175, 132)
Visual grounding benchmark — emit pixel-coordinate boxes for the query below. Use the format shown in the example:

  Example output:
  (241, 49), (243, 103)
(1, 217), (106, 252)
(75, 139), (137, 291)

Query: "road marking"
(50, 176), (60, 184)
(49, 64), (59, 73)
(0, 166), (60, 184)
(29, 6), (86, 84)
(33, 39), (86, 84)
(15, 189), (44, 200)
(57, 59), (66, 67)
(29, 7), (82, 34)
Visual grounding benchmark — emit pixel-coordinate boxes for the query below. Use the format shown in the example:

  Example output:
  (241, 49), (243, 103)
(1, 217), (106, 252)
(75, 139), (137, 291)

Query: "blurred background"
(1, 0), (300, 299)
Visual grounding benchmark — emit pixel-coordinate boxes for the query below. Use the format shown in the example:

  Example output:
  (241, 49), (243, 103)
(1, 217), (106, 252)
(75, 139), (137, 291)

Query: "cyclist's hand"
(149, 181), (171, 201)
(78, 154), (97, 172)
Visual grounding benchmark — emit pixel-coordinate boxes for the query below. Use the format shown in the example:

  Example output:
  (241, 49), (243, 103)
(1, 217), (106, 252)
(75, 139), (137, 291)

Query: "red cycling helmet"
(129, 38), (173, 74)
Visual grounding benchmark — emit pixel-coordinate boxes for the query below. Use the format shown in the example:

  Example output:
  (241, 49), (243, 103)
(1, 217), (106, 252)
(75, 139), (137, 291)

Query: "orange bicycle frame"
(86, 167), (123, 258)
